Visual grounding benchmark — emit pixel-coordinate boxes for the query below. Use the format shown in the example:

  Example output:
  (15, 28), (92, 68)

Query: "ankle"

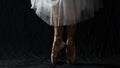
(54, 36), (62, 40)
(67, 37), (74, 41)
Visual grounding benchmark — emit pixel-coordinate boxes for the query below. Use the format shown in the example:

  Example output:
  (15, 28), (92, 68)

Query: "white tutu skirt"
(31, 0), (102, 26)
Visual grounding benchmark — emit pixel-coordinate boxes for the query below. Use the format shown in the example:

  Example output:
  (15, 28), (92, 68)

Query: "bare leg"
(66, 24), (76, 64)
(51, 7), (65, 64)
(66, 0), (77, 42)
(66, 0), (77, 64)
(67, 24), (76, 41)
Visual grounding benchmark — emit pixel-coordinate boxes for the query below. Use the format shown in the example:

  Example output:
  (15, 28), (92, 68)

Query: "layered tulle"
(31, 0), (102, 26)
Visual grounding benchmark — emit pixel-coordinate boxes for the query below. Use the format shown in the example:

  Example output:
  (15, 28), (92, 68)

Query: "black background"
(0, 0), (120, 67)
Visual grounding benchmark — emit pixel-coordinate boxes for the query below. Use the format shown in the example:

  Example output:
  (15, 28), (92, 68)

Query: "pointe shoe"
(51, 37), (65, 64)
(66, 39), (76, 64)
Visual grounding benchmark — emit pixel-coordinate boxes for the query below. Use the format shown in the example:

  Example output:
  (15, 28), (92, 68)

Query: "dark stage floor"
(0, 54), (120, 68)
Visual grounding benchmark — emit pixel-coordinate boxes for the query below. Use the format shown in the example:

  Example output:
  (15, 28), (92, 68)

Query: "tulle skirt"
(31, 0), (102, 26)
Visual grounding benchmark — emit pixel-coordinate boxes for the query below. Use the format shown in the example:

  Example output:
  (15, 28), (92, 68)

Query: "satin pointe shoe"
(66, 39), (76, 64)
(51, 37), (65, 64)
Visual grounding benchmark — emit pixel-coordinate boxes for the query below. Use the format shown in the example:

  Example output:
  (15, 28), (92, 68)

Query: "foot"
(51, 37), (65, 64)
(66, 38), (76, 64)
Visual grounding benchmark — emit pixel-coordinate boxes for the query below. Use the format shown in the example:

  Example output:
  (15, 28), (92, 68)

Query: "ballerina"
(31, 0), (102, 64)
